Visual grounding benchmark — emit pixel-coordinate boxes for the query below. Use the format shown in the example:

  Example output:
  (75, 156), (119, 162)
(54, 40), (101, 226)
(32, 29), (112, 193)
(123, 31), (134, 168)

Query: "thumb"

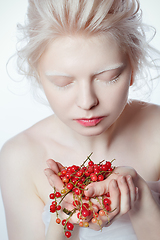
(44, 168), (64, 190)
(84, 179), (109, 197)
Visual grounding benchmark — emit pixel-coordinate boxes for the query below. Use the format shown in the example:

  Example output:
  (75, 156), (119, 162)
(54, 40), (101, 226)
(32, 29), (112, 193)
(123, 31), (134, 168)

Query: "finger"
(56, 161), (64, 171)
(105, 179), (120, 224)
(44, 168), (64, 190)
(114, 167), (137, 179)
(84, 179), (110, 197)
(117, 175), (131, 214)
(89, 180), (120, 229)
(46, 159), (61, 174)
(126, 175), (137, 208)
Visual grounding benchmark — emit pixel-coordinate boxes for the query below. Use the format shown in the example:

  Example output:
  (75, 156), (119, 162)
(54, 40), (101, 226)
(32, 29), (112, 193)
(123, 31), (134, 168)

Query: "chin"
(74, 125), (108, 137)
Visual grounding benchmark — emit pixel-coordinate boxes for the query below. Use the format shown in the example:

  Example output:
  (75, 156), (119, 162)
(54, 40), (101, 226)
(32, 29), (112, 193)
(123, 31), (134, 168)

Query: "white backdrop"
(0, 1), (160, 239)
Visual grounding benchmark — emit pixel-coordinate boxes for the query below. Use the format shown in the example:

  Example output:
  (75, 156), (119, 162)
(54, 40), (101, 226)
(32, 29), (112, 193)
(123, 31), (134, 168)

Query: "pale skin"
(0, 34), (160, 240)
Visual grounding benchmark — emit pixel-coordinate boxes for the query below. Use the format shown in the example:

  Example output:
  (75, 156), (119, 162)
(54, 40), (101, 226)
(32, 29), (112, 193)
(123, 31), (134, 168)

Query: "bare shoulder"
(0, 131), (40, 173)
(0, 115), (55, 168)
(126, 100), (160, 129)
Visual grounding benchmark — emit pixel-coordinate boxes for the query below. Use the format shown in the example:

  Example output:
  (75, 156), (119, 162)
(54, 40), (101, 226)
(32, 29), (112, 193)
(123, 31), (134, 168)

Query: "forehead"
(39, 34), (127, 74)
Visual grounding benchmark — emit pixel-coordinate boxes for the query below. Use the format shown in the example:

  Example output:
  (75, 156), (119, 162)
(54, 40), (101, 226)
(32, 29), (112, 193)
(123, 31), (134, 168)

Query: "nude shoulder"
(122, 100), (160, 148)
(0, 133), (36, 173)
(0, 115), (58, 173)
(127, 100), (160, 128)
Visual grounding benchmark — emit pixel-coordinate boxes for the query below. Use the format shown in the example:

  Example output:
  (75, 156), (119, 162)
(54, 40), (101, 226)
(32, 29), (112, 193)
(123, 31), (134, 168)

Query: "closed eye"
(46, 75), (74, 88)
(94, 66), (125, 85)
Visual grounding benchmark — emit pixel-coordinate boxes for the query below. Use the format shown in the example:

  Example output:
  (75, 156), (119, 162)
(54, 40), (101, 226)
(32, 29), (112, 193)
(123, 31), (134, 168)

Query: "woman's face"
(38, 34), (132, 136)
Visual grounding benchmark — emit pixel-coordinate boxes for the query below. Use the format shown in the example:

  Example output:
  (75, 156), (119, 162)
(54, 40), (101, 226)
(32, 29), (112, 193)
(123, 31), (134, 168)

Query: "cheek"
(101, 82), (129, 104)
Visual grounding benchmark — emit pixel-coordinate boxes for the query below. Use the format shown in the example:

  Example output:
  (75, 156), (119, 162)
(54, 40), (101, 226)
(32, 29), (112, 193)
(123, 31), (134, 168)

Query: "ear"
(130, 71), (134, 86)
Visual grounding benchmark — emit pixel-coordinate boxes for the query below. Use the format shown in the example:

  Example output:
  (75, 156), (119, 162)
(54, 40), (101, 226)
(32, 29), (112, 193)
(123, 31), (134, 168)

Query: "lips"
(75, 117), (104, 127)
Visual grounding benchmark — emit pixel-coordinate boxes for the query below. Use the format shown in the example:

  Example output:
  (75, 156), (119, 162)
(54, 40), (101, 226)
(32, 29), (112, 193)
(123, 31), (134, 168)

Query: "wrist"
(129, 178), (159, 217)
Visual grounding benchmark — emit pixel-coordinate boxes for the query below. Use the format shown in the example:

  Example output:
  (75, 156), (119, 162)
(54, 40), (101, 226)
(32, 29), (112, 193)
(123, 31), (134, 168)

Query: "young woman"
(0, 0), (160, 240)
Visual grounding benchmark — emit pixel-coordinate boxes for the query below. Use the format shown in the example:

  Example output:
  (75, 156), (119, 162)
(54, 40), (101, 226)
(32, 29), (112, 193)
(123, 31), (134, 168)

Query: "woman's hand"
(83, 167), (139, 230)
(44, 161), (139, 229)
(44, 159), (98, 224)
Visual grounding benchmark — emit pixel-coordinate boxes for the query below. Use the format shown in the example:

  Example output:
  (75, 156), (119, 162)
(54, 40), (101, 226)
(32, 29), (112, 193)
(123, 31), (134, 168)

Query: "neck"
(54, 115), (119, 158)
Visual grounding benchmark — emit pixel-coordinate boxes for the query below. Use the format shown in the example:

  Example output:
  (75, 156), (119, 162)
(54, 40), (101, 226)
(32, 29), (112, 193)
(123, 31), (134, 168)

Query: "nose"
(76, 80), (99, 110)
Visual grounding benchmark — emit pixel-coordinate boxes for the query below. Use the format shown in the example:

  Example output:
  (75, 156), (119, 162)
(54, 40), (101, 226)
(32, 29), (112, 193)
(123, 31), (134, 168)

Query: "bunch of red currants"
(49, 153), (115, 238)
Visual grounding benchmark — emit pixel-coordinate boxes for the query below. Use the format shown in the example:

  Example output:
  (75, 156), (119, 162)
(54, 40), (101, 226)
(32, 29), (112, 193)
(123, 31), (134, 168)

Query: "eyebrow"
(45, 63), (124, 77)
(94, 63), (124, 75)
(45, 71), (72, 77)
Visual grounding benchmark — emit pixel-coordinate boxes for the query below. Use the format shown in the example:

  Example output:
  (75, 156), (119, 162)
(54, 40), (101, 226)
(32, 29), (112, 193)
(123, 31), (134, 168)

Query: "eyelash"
(53, 81), (74, 90)
(95, 75), (120, 85)
(53, 74), (120, 90)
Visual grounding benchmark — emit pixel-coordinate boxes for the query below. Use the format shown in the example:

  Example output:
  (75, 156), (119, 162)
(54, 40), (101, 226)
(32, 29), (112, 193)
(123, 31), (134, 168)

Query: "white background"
(0, 1), (160, 239)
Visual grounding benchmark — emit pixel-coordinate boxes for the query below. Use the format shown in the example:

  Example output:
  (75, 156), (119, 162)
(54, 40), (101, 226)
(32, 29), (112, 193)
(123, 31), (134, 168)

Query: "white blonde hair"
(16, 0), (159, 84)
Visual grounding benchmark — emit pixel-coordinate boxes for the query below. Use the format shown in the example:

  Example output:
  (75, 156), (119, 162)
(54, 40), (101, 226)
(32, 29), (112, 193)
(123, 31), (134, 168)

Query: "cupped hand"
(44, 159), (98, 224)
(45, 162), (140, 230)
(84, 167), (139, 230)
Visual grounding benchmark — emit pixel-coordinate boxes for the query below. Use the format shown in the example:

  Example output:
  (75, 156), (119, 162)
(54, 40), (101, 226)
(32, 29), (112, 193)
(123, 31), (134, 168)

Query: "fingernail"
(112, 179), (118, 188)
(44, 169), (48, 176)
(46, 160), (51, 168)
(120, 176), (125, 184)
(126, 175), (131, 183)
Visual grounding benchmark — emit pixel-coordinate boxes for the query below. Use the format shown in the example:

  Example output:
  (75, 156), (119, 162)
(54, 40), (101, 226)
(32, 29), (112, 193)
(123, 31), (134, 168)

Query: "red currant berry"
(55, 192), (61, 198)
(99, 210), (105, 216)
(98, 174), (104, 181)
(74, 188), (82, 195)
(62, 219), (66, 226)
(49, 193), (55, 199)
(94, 169), (100, 175)
(91, 174), (98, 182)
(71, 165), (78, 172)
(88, 166), (94, 173)
(65, 231), (72, 238)
(99, 165), (102, 171)
(82, 203), (90, 210)
(79, 221), (83, 227)
(56, 218), (61, 224)
(65, 172), (72, 179)
(61, 169), (67, 175)
(84, 171), (90, 177)
(67, 222), (74, 231)
(108, 167), (113, 172)
(50, 204), (56, 213)
(77, 212), (81, 219)
(76, 170), (83, 177)
(73, 200), (79, 207)
(83, 196), (90, 200)
(105, 192), (110, 197)
(101, 164), (108, 171)
(103, 198), (111, 206)
(56, 205), (61, 211)
(76, 180), (83, 187)
(92, 218), (97, 223)
(88, 160), (94, 166)
(67, 183), (74, 190)
(62, 176), (69, 183)
(71, 177), (79, 184)
(105, 205), (111, 212)
(82, 209), (89, 217)
(81, 176), (85, 182)
(105, 161), (111, 169)
(67, 166), (72, 172)
(82, 166), (87, 171)
(93, 212), (98, 218)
